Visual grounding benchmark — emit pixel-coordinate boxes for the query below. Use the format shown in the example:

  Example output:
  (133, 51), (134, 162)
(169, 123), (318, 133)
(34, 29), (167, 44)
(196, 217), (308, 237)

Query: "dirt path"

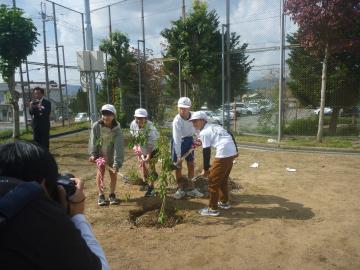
(51, 134), (360, 270)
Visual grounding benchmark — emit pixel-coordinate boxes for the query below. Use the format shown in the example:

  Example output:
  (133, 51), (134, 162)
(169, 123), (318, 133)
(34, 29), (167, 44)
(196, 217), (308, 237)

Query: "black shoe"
(144, 186), (156, 197)
(109, 193), (120, 205)
(98, 194), (106, 206)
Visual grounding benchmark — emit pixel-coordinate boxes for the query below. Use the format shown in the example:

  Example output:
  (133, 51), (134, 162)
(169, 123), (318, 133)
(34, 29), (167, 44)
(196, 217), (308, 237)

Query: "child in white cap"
(89, 104), (124, 206)
(189, 111), (238, 216)
(130, 108), (159, 196)
(172, 97), (204, 199)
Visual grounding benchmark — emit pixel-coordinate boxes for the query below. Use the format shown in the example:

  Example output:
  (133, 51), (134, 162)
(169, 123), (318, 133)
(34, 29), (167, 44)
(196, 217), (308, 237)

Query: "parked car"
(235, 102), (248, 116)
(313, 107), (333, 115)
(200, 110), (221, 125)
(245, 102), (261, 115)
(74, 112), (89, 122)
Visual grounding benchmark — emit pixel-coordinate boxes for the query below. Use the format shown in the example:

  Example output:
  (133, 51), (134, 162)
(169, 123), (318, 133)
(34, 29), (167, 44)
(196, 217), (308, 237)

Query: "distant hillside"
(248, 79), (277, 90)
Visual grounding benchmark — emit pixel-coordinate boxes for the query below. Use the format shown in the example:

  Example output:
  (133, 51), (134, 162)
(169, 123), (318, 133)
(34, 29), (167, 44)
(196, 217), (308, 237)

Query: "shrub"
(284, 118), (318, 136)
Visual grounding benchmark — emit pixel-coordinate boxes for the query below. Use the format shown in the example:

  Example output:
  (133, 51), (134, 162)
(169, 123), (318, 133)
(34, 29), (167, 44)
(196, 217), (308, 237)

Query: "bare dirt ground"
(51, 132), (360, 270)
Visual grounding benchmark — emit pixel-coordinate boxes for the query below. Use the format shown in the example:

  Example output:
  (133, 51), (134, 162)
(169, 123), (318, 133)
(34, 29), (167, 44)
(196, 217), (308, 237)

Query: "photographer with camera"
(29, 86), (51, 149)
(0, 141), (109, 270)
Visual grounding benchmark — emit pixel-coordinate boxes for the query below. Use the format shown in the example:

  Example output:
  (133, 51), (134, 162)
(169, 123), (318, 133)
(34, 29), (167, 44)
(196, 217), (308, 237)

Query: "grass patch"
(0, 121), (90, 144)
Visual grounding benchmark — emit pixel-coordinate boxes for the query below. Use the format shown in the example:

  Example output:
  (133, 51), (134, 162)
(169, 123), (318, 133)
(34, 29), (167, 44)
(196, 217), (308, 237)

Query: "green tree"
(287, 33), (360, 134)
(161, 0), (252, 109)
(69, 88), (88, 114)
(99, 31), (137, 126)
(161, 0), (220, 109)
(0, 5), (38, 138)
(285, 0), (360, 142)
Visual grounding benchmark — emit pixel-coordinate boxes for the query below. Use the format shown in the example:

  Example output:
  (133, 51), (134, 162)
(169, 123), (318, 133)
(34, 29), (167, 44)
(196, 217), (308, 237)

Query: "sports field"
(52, 132), (360, 270)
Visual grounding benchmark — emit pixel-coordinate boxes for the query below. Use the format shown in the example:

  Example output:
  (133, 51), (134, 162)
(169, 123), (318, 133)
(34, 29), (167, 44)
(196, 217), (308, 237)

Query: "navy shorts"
(171, 136), (194, 162)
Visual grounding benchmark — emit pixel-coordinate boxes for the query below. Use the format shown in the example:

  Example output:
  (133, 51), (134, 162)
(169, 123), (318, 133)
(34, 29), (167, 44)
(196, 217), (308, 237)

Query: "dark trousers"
(33, 126), (50, 149)
(208, 155), (236, 209)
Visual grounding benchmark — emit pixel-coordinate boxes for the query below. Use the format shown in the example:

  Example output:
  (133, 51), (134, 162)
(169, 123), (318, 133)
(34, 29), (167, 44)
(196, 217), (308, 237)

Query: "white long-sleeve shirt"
(71, 214), (110, 270)
(130, 120), (159, 155)
(172, 113), (196, 158)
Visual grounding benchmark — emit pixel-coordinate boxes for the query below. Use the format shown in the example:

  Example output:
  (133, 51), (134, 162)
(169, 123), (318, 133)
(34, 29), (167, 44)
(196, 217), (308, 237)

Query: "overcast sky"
(0, 0), (297, 84)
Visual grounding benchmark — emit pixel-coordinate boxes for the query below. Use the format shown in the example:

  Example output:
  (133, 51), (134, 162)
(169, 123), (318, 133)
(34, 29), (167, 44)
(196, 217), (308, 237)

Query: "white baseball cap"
(188, 111), (208, 121)
(101, 104), (116, 116)
(134, 108), (148, 118)
(177, 97), (192, 108)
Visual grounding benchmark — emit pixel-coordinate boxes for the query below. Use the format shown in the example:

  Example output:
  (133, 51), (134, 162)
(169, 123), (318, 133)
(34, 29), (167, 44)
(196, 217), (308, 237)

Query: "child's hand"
(193, 139), (202, 148)
(89, 156), (96, 163)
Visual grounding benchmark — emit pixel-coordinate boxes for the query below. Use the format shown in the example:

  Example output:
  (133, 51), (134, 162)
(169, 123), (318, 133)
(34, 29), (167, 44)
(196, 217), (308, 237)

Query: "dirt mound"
(128, 206), (183, 228)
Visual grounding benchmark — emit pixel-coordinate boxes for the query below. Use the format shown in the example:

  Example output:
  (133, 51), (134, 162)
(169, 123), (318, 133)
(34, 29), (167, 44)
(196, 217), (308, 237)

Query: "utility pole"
(19, 63), (29, 132)
(25, 59), (31, 99)
(105, 5), (112, 103)
(221, 24), (226, 127)
(58, 45), (70, 127)
(225, 0), (231, 132)
(182, 0), (185, 19)
(138, 40), (144, 107)
(52, 2), (64, 127)
(41, 2), (50, 99)
(141, 0), (147, 109)
(178, 0), (186, 98)
(278, 0), (285, 142)
(84, 0), (97, 123)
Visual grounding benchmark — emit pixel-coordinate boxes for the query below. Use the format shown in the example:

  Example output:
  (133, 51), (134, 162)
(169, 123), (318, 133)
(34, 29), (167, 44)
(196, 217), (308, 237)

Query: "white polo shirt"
(172, 113), (196, 157)
(199, 123), (237, 158)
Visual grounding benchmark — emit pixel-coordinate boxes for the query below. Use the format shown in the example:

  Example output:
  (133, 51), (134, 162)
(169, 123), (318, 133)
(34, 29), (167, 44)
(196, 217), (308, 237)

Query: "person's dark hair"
(0, 141), (58, 198)
(99, 118), (118, 129)
(33, 86), (45, 95)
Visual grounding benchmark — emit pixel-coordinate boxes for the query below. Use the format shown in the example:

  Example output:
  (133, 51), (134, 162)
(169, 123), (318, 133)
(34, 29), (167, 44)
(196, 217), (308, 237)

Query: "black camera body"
(32, 99), (40, 107)
(56, 173), (76, 197)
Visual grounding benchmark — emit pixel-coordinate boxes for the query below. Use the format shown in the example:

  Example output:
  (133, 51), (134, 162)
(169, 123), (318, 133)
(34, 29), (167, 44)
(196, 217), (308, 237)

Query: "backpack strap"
(0, 178), (43, 225)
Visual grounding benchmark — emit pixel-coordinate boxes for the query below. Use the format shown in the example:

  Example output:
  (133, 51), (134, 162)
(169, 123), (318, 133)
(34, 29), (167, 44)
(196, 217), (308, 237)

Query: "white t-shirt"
(172, 113), (196, 157)
(199, 123), (237, 158)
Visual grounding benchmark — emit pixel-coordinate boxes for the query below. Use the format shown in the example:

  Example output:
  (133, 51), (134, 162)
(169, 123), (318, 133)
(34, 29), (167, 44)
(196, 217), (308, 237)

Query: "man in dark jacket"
(0, 141), (109, 270)
(29, 86), (51, 149)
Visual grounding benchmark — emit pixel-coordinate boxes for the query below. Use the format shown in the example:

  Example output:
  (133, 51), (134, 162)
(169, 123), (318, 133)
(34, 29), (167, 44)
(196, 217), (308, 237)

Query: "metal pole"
(84, 0), (97, 123)
(19, 63), (28, 132)
(178, 60), (181, 97)
(226, 0), (231, 132)
(12, 0), (16, 7)
(108, 5), (112, 35)
(278, 0), (285, 142)
(182, 0), (185, 19)
(25, 59), (31, 100)
(41, 2), (50, 99)
(58, 45), (70, 127)
(52, 2), (64, 126)
(105, 5), (112, 103)
(137, 40), (142, 107)
(221, 25), (225, 127)
(141, 0), (147, 110)
(81, 13), (86, 50)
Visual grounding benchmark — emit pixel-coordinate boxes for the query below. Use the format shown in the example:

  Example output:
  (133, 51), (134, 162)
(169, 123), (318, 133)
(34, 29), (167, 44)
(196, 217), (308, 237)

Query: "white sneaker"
(186, 188), (204, 198)
(199, 207), (220, 217)
(173, 189), (186, 199)
(218, 201), (231, 209)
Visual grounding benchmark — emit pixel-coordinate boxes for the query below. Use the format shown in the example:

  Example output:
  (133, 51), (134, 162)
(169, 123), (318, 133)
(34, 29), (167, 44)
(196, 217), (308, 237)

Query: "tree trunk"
(191, 83), (200, 110)
(8, 73), (20, 138)
(316, 46), (328, 143)
(329, 107), (340, 135)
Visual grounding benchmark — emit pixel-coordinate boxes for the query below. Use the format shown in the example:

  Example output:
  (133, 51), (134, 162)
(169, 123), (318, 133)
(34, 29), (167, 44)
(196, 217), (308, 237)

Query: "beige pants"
(208, 155), (236, 209)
